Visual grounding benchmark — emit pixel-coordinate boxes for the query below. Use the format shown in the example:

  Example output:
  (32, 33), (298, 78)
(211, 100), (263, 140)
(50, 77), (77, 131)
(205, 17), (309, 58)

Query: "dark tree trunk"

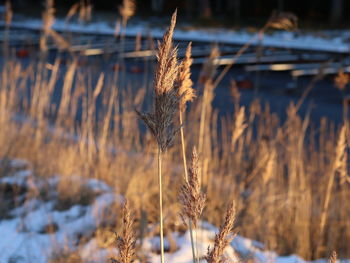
(228, 0), (241, 24)
(330, 0), (343, 24)
(186, 0), (194, 18)
(151, 0), (164, 14)
(277, 0), (284, 11)
(199, 0), (212, 19)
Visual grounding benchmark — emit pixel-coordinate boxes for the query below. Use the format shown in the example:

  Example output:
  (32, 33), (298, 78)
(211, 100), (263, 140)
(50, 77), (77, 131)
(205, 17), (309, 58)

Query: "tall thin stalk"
(317, 125), (347, 257)
(157, 146), (165, 263)
(176, 42), (197, 263)
(179, 147), (205, 263)
(136, 11), (179, 263)
(179, 113), (196, 263)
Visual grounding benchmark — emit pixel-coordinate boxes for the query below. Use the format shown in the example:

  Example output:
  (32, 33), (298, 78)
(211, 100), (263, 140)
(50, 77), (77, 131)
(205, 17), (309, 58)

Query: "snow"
(2, 16), (350, 53)
(0, 159), (349, 263)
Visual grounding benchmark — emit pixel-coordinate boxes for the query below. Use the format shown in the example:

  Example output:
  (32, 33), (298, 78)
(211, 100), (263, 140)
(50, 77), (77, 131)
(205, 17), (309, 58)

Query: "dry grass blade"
(179, 147), (206, 228)
(177, 42), (195, 112)
(136, 10), (180, 152)
(266, 11), (298, 31)
(78, 0), (92, 23)
(231, 106), (247, 150)
(199, 45), (220, 85)
(114, 201), (136, 263)
(206, 201), (236, 263)
(65, 3), (80, 23)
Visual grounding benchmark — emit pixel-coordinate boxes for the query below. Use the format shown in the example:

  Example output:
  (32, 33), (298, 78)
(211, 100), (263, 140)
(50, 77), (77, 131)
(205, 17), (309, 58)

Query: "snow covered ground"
(2, 15), (350, 53)
(0, 158), (349, 263)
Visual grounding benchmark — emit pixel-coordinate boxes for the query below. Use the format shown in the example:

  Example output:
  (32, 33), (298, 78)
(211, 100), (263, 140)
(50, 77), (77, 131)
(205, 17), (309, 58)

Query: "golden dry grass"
(0, 4), (349, 262)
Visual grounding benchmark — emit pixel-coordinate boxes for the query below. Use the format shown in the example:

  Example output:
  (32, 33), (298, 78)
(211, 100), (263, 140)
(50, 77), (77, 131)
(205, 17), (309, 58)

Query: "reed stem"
(179, 111), (197, 263)
(158, 146), (165, 263)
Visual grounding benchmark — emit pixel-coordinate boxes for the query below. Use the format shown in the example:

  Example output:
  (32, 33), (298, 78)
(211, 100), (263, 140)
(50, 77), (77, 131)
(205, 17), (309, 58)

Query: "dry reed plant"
(136, 10), (179, 263)
(179, 147), (206, 263)
(266, 11), (298, 31)
(177, 41), (195, 177)
(206, 201), (236, 263)
(317, 125), (347, 257)
(112, 200), (136, 263)
(175, 43), (197, 262)
(179, 147), (206, 227)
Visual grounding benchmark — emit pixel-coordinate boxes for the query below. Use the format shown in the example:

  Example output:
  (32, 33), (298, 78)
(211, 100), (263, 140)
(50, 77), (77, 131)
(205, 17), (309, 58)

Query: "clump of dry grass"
(179, 147), (206, 228)
(206, 201), (236, 263)
(113, 201), (136, 263)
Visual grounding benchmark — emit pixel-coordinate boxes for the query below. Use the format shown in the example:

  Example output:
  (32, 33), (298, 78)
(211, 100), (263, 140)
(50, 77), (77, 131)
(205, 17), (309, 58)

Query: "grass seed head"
(206, 201), (236, 263)
(179, 147), (206, 227)
(176, 42), (195, 112)
(136, 10), (180, 152)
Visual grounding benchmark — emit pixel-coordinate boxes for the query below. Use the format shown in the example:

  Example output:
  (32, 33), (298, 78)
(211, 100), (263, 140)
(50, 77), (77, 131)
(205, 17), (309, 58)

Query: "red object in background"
(237, 79), (253, 90)
(16, 49), (29, 58)
(130, 65), (143, 74)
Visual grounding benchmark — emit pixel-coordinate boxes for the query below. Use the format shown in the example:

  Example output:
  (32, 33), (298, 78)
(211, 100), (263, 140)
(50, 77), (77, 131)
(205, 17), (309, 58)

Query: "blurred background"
(3, 0), (349, 27)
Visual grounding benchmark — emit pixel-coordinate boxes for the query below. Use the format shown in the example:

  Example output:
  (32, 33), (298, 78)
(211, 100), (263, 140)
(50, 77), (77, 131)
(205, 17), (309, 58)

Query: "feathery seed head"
(136, 10), (180, 152)
(179, 147), (206, 227)
(114, 200), (136, 263)
(206, 201), (236, 263)
(176, 42), (195, 112)
(266, 11), (298, 31)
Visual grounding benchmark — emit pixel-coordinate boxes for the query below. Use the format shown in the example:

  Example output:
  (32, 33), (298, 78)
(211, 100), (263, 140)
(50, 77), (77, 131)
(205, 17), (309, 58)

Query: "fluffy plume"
(179, 147), (206, 227)
(333, 125), (349, 185)
(119, 0), (136, 27)
(266, 11), (298, 31)
(206, 201), (236, 263)
(136, 10), (180, 152)
(177, 42), (195, 112)
(114, 201), (136, 263)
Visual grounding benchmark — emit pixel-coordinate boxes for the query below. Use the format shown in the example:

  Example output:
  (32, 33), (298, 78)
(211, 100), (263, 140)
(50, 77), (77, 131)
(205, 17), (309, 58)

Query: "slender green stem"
(158, 146), (165, 263)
